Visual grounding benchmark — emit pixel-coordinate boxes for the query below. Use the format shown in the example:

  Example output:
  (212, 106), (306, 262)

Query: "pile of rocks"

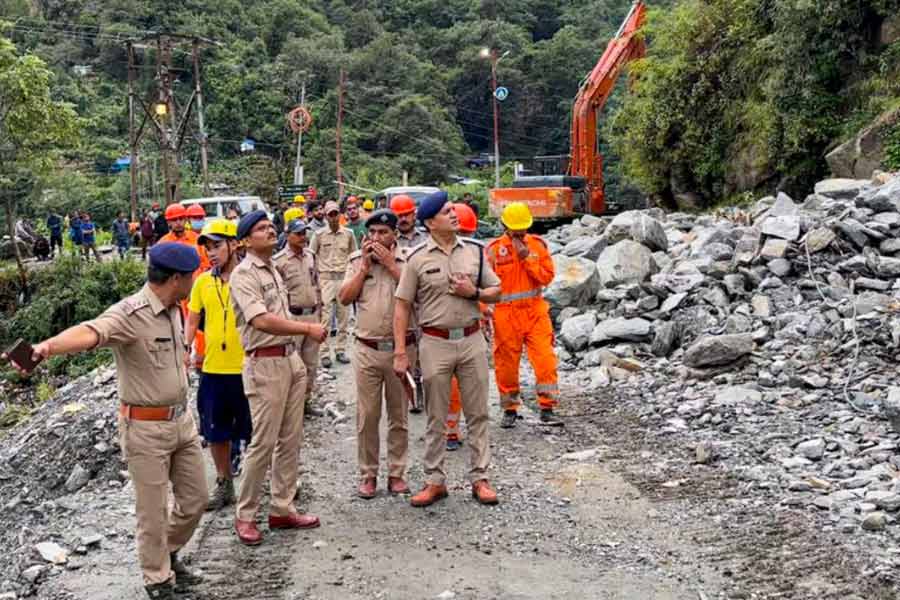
(546, 173), (900, 537)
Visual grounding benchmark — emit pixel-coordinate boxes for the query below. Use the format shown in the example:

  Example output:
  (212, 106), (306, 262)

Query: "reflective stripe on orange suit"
(487, 233), (559, 410)
(160, 230), (212, 356)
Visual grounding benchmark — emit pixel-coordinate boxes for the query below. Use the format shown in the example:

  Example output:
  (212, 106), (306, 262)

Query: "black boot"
(171, 552), (204, 588)
(500, 410), (518, 429)
(145, 581), (176, 600)
(540, 409), (564, 427)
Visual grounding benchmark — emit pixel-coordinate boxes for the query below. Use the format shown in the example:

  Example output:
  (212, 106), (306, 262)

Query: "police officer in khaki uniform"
(5, 243), (206, 600)
(393, 191), (503, 507)
(229, 210), (327, 546)
(274, 218), (324, 417)
(311, 200), (357, 367)
(338, 209), (417, 499)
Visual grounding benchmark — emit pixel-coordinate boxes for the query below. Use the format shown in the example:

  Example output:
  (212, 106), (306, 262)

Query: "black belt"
(289, 306), (317, 316)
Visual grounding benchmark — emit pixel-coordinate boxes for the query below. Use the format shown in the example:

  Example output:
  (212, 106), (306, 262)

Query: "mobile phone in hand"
(4, 338), (43, 372)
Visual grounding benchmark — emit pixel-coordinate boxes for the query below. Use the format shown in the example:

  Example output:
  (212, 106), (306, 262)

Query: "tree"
(0, 34), (79, 289)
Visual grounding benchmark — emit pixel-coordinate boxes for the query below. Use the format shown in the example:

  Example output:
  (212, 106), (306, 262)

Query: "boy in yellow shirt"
(185, 220), (252, 511)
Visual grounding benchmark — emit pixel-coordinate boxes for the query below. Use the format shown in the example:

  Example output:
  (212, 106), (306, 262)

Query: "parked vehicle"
(179, 196), (268, 226)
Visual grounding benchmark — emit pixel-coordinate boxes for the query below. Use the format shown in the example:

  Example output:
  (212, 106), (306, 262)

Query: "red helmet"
(390, 194), (416, 216)
(165, 203), (186, 220)
(186, 204), (205, 219)
(453, 203), (478, 234)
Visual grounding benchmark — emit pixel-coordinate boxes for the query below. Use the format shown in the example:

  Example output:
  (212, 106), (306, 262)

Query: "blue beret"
(417, 190), (449, 224)
(365, 209), (398, 229)
(237, 209), (269, 240)
(286, 218), (308, 234)
(149, 242), (200, 273)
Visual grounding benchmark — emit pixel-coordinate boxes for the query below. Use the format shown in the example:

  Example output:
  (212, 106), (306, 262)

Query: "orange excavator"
(488, 1), (647, 222)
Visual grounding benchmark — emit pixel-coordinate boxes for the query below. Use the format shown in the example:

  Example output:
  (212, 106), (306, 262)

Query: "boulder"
(559, 313), (597, 352)
(605, 211), (668, 251)
(651, 321), (680, 357)
(595, 240), (653, 288)
(732, 228), (761, 265)
(545, 255), (601, 310)
(825, 107), (900, 179)
(561, 236), (607, 261)
(760, 238), (789, 259)
(590, 317), (652, 344)
(683, 334), (753, 368)
(803, 228), (836, 253)
(652, 262), (704, 294)
(760, 215), (800, 241)
(813, 178), (869, 200)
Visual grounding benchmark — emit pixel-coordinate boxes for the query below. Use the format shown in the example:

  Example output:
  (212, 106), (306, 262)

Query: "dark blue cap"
(287, 218), (308, 234)
(149, 242), (200, 273)
(417, 190), (449, 224)
(365, 209), (398, 229)
(237, 209), (269, 240)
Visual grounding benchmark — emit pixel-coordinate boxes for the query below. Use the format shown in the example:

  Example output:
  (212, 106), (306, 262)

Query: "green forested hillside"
(0, 0), (638, 221)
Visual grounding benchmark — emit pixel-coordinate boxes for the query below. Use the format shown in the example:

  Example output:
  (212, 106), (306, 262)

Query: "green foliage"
(885, 123), (900, 171)
(610, 0), (900, 207)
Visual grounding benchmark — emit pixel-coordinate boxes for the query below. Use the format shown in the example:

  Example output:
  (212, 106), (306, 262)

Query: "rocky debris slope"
(546, 173), (900, 550)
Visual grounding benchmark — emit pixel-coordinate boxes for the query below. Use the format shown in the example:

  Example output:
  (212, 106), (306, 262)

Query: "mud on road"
(11, 362), (900, 600)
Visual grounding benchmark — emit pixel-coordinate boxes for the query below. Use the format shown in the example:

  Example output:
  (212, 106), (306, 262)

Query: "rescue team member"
(487, 202), (561, 427)
(391, 194), (428, 249)
(5, 243), (206, 600)
(159, 204), (211, 271)
(229, 210), (327, 546)
(444, 202), (492, 451)
(338, 209), (416, 498)
(185, 220), (252, 511)
(311, 201), (356, 368)
(186, 203), (206, 232)
(390, 193), (427, 414)
(274, 218), (324, 417)
(393, 191), (503, 507)
(360, 198), (375, 221)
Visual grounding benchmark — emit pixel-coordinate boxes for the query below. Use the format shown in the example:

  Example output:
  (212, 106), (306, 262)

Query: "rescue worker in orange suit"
(486, 202), (561, 428)
(160, 204), (211, 367)
(445, 202), (492, 451)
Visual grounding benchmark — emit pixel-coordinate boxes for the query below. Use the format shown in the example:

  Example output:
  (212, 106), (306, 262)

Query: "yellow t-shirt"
(188, 271), (245, 374)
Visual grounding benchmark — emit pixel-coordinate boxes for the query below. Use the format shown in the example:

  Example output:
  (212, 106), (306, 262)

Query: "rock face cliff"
(827, 106), (900, 179)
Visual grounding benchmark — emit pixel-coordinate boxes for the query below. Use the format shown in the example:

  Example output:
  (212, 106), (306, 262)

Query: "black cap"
(148, 242), (200, 273)
(287, 218), (308, 234)
(237, 210), (268, 240)
(365, 209), (398, 229)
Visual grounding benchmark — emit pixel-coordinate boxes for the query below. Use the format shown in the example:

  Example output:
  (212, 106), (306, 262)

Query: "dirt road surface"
(21, 358), (898, 600)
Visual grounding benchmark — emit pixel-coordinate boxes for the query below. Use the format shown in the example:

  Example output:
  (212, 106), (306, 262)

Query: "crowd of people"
(8, 189), (559, 600)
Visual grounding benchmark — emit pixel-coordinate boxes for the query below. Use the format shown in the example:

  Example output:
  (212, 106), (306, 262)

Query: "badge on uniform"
(498, 246), (508, 257)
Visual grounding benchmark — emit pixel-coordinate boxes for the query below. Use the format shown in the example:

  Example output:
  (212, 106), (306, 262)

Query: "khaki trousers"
(319, 276), (349, 356)
(354, 341), (417, 479)
(236, 352), (307, 521)
(291, 312), (321, 405)
(118, 411), (207, 585)
(419, 332), (491, 485)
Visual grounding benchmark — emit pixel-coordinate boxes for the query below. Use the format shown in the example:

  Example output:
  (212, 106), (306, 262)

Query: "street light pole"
(490, 51), (501, 188)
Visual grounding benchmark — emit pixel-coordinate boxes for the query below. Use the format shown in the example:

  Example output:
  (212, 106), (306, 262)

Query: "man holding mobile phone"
(4, 243), (207, 600)
(338, 209), (417, 499)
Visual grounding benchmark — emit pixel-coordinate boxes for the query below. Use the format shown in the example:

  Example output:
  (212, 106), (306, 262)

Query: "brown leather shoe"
(268, 512), (321, 530)
(357, 477), (377, 499)
(388, 477), (409, 494)
(234, 518), (263, 546)
(472, 479), (499, 505)
(410, 484), (448, 507)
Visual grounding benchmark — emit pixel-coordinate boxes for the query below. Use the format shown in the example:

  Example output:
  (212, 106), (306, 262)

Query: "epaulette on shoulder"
(121, 294), (150, 316)
(349, 249), (363, 261)
(406, 241), (428, 259)
(272, 249), (287, 261)
(461, 236), (485, 247)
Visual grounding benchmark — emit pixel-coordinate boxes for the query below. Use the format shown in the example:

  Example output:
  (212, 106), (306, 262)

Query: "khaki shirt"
(273, 246), (320, 310)
(311, 226), (357, 275)
(345, 245), (415, 339)
(397, 228), (428, 249)
(83, 283), (189, 407)
(395, 236), (500, 329)
(229, 251), (293, 351)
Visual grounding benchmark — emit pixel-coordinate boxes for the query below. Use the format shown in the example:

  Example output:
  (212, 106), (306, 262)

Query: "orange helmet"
(453, 203), (478, 234)
(165, 203), (186, 220)
(186, 204), (205, 219)
(390, 194), (416, 216)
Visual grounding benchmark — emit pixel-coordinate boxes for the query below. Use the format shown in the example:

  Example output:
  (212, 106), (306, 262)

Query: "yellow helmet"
(197, 219), (237, 244)
(284, 207), (305, 222)
(500, 202), (533, 231)
(362, 199), (375, 211)
(293, 194), (306, 204)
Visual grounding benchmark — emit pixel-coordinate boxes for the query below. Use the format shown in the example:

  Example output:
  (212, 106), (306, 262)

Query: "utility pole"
(127, 42), (139, 222)
(192, 38), (210, 196)
(293, 81), (306, 185)
(490, 52), (501, 188)
(336, 69), (345, 200)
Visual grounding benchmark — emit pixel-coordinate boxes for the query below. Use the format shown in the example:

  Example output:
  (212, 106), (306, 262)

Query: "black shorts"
(197, 373), (252, 444)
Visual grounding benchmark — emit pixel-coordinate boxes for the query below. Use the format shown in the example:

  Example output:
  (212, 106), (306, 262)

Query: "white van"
(377, 186), (441, 206)
(180, 196), (269, 224)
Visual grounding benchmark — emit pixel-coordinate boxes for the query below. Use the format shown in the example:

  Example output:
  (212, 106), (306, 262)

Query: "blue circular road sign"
(494, 86), (509, 101)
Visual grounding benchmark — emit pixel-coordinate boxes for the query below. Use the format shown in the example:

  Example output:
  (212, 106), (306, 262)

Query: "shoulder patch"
(121, 295), (150, 316)
(406, 242), (428, 259)
(461, 236), (485, 247)
(272, 249), (287, 261)
(349, 250), (363, 261)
